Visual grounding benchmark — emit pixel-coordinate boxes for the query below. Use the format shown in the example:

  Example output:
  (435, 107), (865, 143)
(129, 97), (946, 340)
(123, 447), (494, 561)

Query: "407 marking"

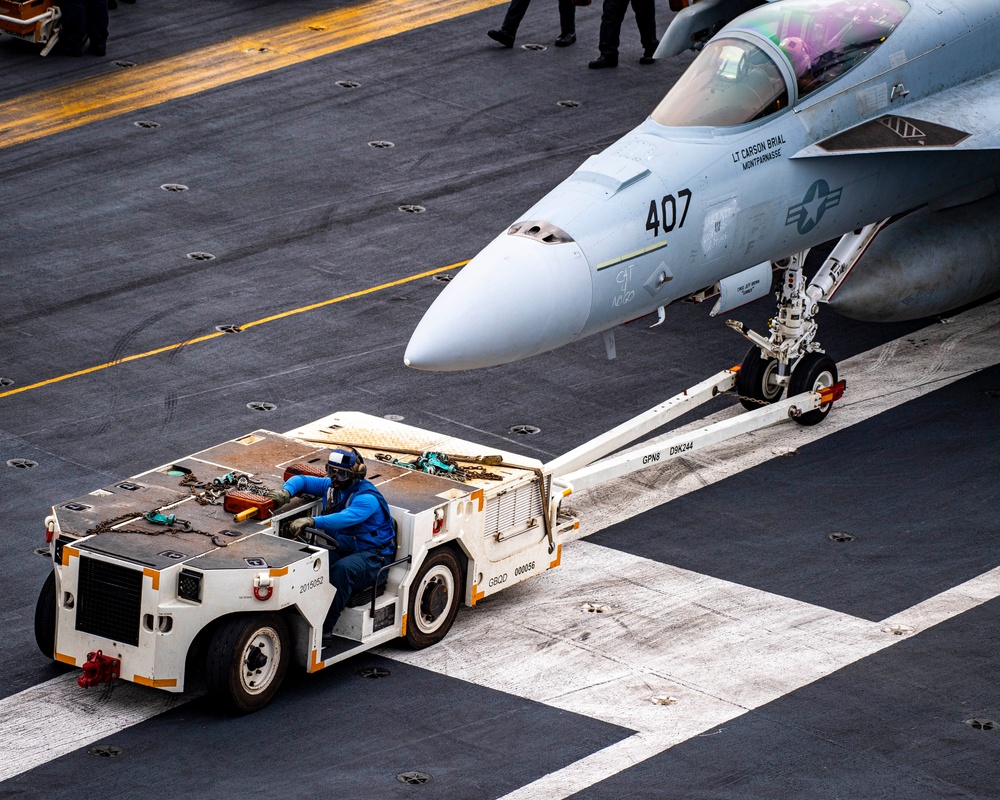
(646, 189), (692, 237)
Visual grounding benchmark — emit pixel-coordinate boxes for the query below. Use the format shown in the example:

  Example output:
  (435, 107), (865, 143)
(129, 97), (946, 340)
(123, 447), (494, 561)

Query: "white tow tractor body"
(39, 412), (562, 712)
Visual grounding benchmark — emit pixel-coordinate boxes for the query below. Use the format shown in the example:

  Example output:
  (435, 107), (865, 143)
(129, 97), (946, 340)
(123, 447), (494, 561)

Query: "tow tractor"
(0, 0), (61, 56)
(33, 369), (844, 713)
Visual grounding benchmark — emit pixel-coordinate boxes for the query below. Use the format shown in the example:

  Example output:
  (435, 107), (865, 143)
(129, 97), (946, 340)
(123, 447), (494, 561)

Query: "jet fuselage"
(405, 0), (1000, 370)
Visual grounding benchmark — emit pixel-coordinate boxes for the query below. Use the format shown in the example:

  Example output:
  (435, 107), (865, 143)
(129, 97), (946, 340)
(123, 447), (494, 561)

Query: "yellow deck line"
(0, 261), (467, 400)
(0, 0), (505, 150)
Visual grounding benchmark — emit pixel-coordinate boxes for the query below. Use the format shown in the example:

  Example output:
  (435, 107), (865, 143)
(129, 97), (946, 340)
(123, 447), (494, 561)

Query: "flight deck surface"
(0, 1), (997, 798)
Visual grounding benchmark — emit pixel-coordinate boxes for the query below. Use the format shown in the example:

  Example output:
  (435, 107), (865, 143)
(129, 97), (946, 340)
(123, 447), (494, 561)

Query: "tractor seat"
(346, 575), (388, 608)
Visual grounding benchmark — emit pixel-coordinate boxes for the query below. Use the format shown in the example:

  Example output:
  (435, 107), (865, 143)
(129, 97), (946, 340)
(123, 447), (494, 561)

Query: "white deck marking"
(0, 674), (194, 782)
(388, 299), (1000, 799)
(390, 548), (1000, 800)
(881, 566), (1000, 632)
(2, 300), (999, 784)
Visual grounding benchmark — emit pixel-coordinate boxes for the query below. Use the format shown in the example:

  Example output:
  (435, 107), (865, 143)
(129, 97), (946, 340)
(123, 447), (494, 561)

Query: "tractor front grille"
(75, 557), (143, 647)
(484, 479), (543, 540)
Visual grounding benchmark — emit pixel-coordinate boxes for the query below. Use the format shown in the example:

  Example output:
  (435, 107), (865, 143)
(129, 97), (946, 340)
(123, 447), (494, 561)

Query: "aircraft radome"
(405, 0), (1000, 423)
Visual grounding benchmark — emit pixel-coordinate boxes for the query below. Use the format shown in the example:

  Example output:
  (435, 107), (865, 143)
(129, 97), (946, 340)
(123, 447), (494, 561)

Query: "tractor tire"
(206, 613), (290, 714)
(405, 549), (462, 650)
(34, 571), (56, 660)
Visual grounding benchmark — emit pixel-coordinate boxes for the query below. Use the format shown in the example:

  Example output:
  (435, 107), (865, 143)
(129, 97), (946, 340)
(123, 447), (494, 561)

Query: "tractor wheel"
(206, 613), (290, 714)
(405, 549), (462, 650)
(34, 571), (56, 659)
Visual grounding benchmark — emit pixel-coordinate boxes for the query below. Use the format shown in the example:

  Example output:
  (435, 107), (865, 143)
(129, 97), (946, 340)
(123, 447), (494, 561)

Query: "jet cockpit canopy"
(652, 0), (910, 128)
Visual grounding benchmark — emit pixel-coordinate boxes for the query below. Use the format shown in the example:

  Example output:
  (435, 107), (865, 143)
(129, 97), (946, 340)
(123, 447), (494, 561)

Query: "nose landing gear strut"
(725, 224), (883, 425)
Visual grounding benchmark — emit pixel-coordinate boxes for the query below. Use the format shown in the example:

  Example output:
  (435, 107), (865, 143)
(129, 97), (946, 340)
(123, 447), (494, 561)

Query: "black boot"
(588, 53), (617, 69)
(487, 29), (515, 48)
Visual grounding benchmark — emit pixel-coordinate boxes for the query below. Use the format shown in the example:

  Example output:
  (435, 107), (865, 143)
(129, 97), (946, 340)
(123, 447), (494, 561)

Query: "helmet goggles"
(326, 448), (365, 485)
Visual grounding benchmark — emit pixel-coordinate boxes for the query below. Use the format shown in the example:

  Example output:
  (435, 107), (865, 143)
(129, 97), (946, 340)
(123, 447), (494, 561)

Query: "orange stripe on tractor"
(471, 584), (485, 606)
(143, 568), (160, 591)
(133, 675), (177, 688)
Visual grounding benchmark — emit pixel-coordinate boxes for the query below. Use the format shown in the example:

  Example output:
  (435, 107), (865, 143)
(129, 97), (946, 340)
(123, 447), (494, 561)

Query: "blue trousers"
(325, 550), (387, 633)
(500, 0), (576, 36)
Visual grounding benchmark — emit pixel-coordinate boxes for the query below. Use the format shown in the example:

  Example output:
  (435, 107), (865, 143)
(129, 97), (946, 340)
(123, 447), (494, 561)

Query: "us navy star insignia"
(786, 179), (843, 235)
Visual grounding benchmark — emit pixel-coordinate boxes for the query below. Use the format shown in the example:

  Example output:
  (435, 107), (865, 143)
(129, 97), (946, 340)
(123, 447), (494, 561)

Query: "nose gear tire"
(736, 346), (784, 410)
(789, 353), (838, 426)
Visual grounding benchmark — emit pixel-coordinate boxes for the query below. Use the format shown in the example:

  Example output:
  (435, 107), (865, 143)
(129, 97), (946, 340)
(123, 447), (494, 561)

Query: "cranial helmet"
(327, 447), (366, 486)
(780, 36), (812, 76)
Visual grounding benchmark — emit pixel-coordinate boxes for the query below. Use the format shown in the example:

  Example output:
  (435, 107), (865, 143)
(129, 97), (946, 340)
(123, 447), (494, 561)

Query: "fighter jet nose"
(404, 233), (593, 370)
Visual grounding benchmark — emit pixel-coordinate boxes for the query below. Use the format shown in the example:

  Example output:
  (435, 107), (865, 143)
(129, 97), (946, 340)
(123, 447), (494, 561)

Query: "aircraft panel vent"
(508, 220), (574, 245)
(818, 115), (970, 152)
(879, 116), (924, 140)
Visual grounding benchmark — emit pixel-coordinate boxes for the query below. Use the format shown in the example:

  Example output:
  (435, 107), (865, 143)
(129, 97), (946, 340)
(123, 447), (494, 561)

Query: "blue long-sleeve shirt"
(282, 474), (395, 556)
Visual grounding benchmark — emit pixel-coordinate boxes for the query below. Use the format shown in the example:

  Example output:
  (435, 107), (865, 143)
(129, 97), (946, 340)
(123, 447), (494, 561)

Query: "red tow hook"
(78, 650), (121, 688)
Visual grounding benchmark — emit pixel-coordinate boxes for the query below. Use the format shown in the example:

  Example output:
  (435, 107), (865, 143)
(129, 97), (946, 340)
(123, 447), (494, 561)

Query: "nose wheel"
(788, 353), (838, 425)
(735, 347), (784, 410)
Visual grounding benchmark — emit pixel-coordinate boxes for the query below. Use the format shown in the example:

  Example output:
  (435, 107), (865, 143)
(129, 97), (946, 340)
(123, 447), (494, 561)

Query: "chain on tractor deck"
(82, 470), (277, 547)
(374, 451), (504, 482)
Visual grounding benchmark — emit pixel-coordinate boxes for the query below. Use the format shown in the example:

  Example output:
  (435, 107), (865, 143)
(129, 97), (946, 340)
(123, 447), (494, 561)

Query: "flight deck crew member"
(266, 448), (396, 641)
(588, 0), (657, 68)
(488, 0), (578, 49)
(57, 0), (109, 56)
